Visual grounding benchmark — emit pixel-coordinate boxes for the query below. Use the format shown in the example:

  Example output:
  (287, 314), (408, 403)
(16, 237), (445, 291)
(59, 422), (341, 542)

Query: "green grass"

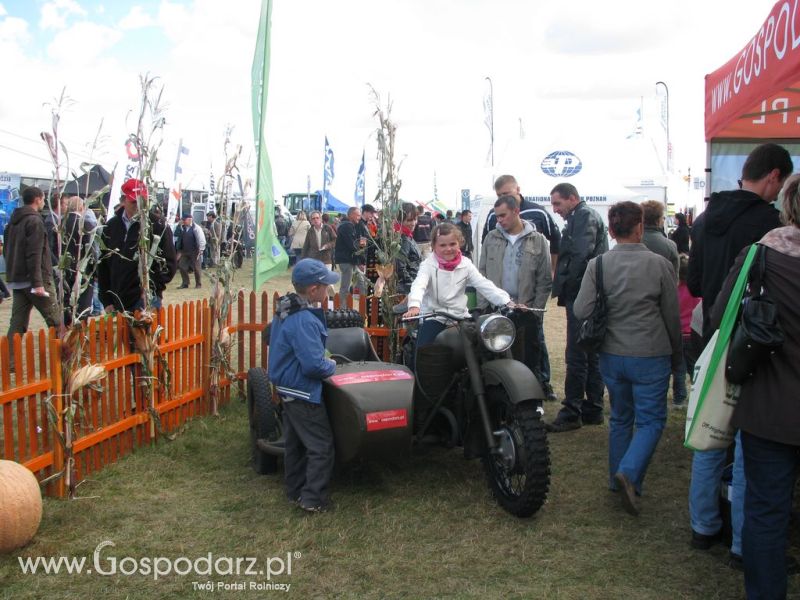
(0, 394), (763, 599)
(0, 274), (782, 598)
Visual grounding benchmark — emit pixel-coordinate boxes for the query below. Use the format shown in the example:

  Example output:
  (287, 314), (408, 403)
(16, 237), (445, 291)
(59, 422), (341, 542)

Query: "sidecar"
(247, 314), (415, 474)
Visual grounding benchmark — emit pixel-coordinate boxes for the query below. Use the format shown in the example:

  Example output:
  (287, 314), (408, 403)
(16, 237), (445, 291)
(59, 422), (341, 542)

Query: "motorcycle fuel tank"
(323, 362), (415, 463)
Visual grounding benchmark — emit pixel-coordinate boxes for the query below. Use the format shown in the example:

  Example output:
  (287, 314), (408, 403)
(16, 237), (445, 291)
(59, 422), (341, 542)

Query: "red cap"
(121, 178), (148, 202)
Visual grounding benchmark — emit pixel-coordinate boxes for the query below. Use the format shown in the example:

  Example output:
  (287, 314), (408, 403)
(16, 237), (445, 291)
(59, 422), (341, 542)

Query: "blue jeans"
(741, 431), (800, 600)
(559, 300), (605, 420)
(416, 320), (447, 348)
(689, 431), (745, 555)
(538, 324), (551, 385)
(599, 353), (670, 495)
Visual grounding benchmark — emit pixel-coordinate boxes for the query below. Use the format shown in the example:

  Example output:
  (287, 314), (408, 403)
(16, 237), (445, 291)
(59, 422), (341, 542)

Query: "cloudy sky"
(0, 0), (778, 208)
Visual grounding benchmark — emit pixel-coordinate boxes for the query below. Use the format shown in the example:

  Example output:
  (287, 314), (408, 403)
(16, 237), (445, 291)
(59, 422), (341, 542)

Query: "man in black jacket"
(4, 186), (62, 340)
(689, 143), (790, 340)
(456, 209), (474, 259)
(547, 183), (609, 431)
(413, 206), (433, 258)
(98, 179), (177, 312)
(670, 213), (691, 254)
(334, 206), (369, 302)
(686, 142), (791, 565)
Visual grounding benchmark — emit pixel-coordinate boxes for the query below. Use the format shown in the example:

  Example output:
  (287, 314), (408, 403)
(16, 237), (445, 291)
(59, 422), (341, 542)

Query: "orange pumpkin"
(0, 460), (42, 553)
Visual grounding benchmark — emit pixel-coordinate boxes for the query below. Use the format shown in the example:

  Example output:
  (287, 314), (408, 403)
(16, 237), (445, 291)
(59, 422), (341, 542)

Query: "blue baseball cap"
(292, 259), (340, 287)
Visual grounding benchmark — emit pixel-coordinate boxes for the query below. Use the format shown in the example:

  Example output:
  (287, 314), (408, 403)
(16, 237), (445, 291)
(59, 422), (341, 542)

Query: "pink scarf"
(436, 249), (462, 271)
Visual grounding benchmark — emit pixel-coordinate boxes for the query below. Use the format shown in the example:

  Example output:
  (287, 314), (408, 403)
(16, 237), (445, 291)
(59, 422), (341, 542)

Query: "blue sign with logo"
(540, 151), (582, 177)
(0, 173), (21, 238)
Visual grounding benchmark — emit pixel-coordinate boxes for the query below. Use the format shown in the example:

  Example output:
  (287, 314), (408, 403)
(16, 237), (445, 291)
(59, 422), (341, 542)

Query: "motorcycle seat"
(326, 327), (380, 362)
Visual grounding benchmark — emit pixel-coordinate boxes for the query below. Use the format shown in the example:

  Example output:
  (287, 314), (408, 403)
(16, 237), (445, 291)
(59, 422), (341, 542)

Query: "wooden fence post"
(202, 302), (212, 413)
(48, 335), (65, 498)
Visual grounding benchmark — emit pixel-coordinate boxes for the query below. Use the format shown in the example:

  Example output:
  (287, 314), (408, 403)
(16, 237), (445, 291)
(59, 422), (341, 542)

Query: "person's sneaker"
(541, 382), (558, 402)
(195, 284), (202, 288)
(728, 553), (744, 571)
(545, 416), (581, 433)
(300, 502), (333, 514)
(691, 529), (722, 550)
(581, 413), (604, 426)
(614, 472), (639, 516)
(176, 284), (189, 289)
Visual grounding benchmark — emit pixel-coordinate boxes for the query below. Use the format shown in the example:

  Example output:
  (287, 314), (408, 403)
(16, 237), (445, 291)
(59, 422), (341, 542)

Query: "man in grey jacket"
(548, 183), (609, 432)
(479, 195), (552, 383)
(641, 200), (679, 279)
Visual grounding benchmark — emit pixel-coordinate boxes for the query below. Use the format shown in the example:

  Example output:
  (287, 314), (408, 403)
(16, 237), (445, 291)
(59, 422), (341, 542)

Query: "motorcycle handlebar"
(401, 310), (464, 323)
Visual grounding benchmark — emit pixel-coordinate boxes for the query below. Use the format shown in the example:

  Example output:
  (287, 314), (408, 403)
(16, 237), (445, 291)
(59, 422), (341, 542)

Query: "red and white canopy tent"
(705, 0), (800, 195)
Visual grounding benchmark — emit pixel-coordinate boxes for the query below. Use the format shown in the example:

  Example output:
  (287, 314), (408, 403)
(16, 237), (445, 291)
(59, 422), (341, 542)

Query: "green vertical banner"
(251, 0), (288, 290)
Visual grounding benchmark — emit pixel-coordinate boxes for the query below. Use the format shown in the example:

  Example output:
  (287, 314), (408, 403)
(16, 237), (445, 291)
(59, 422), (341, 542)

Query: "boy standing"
(269, 259), (340, 512)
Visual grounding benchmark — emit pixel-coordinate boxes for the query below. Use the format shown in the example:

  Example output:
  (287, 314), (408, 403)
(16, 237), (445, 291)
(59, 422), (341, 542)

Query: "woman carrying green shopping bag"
(710, 174), (800, 599)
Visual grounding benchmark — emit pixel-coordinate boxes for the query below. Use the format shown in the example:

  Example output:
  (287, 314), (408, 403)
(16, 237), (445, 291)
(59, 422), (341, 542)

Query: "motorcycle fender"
(481, 359), (544, 403)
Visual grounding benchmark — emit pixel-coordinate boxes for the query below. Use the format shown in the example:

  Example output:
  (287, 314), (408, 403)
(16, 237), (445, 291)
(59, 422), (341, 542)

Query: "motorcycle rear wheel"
(482, 390), (550, 518)
(247, 367), (281, 474)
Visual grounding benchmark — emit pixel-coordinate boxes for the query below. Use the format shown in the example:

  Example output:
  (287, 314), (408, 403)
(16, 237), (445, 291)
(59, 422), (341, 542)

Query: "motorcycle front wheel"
(482, 389), (550, 518)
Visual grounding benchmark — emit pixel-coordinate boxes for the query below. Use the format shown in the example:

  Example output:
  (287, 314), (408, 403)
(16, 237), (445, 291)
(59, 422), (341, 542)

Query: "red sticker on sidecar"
(365, 409), (409, 431)
(329, 370), (413, 385)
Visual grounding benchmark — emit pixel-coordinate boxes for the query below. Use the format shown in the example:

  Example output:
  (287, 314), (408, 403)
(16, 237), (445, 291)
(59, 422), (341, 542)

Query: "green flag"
(251, 0), (288, 290)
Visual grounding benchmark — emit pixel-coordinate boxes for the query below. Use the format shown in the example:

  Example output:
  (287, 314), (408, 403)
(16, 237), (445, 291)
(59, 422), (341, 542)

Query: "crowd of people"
(4, 143), (799, 598)
(269, 142), (800, 599)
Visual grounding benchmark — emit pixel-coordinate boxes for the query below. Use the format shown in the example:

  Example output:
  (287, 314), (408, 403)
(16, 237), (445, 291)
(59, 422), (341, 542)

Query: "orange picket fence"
(0, 290), (391, 497)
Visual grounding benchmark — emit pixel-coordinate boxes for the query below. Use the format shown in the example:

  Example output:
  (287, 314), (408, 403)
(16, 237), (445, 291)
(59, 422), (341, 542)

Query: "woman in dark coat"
(394, 202), (421, 297)
(711, 174), (800, 599)
(61, 197), (96, 324)
(670, 213), (691, 254)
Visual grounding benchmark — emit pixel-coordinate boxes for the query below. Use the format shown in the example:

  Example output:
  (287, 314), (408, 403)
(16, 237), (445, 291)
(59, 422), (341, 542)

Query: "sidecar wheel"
(482, 393), (550, 518)
(247, 368), (281, 474)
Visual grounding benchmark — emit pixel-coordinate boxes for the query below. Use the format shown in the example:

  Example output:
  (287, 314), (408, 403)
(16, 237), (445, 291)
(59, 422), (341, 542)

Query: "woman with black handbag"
(711, 174), (800, 599)
(574, 201), (682, 516)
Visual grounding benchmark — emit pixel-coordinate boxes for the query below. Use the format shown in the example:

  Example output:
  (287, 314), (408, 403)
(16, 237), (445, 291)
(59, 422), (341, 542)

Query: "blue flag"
(173, 139), (189, 179)
(323, 136), (335, 192)
(354, 149), (365, 206)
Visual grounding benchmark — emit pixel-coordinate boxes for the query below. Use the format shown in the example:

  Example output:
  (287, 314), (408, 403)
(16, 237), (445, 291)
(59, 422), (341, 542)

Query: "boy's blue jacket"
(268, 293), (336, 404)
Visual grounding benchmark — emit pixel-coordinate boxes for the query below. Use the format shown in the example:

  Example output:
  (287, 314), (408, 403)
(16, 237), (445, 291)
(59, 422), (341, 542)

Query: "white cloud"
(40, 0), (87, 31)
(46, 21), (121, 65)
(0, 0), (789, 209)
(0, 15), (29, 44)
(0, 4), (7, 18)
(119, 6), (154, 30)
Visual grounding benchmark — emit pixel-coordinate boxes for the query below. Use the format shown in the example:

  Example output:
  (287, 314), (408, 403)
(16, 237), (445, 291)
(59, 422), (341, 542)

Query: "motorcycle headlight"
(479, 314), (515, 353)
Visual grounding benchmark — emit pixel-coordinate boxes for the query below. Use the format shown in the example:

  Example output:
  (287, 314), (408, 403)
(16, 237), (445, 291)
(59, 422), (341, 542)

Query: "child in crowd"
(672, 254), (701, 409)
(268, 259), (340, 513)
(403, 223), (513, 347)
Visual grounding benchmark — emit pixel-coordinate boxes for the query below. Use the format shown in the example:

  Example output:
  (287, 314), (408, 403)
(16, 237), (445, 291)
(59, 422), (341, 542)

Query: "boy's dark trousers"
(282, 398), (335, 508)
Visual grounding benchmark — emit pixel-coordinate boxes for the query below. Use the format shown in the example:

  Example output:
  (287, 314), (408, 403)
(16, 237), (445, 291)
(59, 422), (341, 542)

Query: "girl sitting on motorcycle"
(403, 222), (514, 347)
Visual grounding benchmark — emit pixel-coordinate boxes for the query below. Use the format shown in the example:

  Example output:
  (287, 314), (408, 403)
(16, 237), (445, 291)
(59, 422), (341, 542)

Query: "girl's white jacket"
(407, 254), (511, 318)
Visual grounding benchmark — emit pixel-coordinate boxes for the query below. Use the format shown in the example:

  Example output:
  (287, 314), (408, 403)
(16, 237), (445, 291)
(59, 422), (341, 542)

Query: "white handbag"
(684, 245), (757, 451)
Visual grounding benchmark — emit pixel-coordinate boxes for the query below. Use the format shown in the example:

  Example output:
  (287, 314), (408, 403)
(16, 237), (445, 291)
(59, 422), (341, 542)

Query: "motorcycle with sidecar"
(246, 306), (550, 518)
